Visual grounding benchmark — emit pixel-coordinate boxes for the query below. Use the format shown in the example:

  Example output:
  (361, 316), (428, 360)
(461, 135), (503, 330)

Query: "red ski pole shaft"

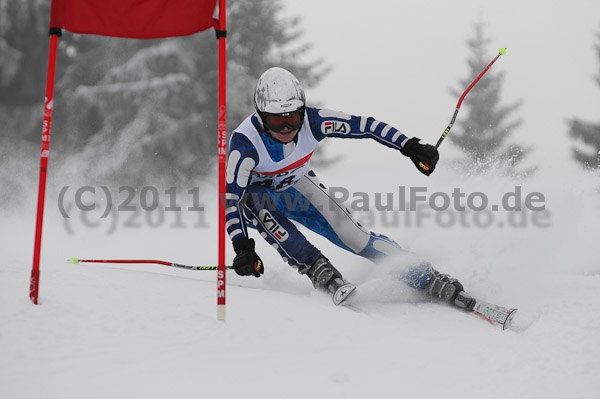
(435, 48), (507, 149)
(71, 257), (233, 271)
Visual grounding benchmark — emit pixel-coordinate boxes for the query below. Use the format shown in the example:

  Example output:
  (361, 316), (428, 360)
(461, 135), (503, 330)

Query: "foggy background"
(1, 0), (599, 279)
(285, 0), (600, 173)
(2, 2), (600, 398)
(2, 0), (600, 208)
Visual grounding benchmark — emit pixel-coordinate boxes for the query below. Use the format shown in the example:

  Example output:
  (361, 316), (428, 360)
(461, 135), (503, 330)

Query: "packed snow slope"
(1, 150), (599, 399)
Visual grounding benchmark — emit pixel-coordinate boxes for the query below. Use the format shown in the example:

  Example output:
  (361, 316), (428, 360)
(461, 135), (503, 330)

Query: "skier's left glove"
(232, 237), (264, 277)
(400, 137), (439, 176)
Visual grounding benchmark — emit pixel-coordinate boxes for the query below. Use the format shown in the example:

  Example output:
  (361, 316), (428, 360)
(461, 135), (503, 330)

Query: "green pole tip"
(70, 256), (79, 264)
(499, 48), (507, 55)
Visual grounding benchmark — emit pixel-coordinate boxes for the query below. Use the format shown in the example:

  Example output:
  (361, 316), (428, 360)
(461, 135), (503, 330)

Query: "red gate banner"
(50, 0), (218, 38)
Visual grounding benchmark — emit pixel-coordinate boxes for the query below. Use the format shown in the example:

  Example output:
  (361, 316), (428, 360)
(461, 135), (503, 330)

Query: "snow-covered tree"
(1, 0), (51, 141)
(0, 0), (82, 206)
(61, 1), (329, 185)
(568, 27), (600, 170)
(449, 21), (531, 176)
(1, 0), (329, 189)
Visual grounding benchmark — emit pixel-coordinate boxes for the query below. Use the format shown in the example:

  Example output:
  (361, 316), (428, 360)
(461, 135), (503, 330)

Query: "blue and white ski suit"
(225, 107), (430, 287)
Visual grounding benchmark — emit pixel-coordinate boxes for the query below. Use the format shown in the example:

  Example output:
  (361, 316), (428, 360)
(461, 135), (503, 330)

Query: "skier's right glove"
(400, 137), (439, 176)
(232, 237), (264, 277)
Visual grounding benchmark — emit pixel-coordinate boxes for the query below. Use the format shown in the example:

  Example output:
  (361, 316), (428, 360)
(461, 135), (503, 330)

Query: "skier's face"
(268, 127), (300, 143)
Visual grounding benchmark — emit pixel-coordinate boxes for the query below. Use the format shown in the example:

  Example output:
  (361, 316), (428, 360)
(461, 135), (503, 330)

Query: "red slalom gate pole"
(30, 29), (62, 304)
(215, 0), (228, 321)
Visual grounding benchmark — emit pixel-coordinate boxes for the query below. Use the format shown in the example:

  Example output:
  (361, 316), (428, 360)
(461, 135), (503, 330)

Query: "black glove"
(232, 237), (264, 277)
(400, 137), (439, 176)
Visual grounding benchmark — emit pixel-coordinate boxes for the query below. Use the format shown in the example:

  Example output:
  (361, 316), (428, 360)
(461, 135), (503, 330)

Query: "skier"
(225, 67), (474, 309)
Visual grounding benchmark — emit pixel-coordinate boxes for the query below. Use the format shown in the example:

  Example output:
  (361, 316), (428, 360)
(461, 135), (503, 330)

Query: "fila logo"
(258, 209), (288, 242)
(322, 120), (350, 135)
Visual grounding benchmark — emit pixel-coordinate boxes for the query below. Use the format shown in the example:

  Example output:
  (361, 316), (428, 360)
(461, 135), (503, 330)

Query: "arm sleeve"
(306, 107), (409, 151)
(225, 132), (259, 244)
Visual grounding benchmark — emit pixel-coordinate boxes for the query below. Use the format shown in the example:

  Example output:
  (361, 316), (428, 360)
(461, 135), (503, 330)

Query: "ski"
(331, 281), (357, 306)
(469, 298), (517, 330)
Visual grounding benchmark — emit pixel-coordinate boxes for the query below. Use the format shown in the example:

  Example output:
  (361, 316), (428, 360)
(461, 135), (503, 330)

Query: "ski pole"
(435, 47), (507, 149)
(69, 257), (233, 271)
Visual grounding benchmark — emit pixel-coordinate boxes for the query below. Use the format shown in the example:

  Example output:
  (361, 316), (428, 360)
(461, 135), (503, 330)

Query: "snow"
(2, 156), (599, 399)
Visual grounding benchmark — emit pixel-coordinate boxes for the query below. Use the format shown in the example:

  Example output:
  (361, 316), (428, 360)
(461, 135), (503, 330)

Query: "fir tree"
(0, 0), (86, 206)
(0, 0), (329, 188)
(62, 0), (329, 185)
(449, 22), (530, 175)
(568, 27), (600, 170)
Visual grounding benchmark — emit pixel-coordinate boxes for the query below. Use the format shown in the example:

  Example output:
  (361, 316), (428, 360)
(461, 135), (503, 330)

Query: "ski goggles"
(261, 108), (305, 133)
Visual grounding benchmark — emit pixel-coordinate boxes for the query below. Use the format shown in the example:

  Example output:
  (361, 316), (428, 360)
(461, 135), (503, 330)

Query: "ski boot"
(306, 256), (356, 305)
(423, 268), (475, 311)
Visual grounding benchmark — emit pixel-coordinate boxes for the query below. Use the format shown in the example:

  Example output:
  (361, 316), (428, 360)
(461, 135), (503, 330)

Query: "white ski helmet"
(254, 67), (306, 116)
